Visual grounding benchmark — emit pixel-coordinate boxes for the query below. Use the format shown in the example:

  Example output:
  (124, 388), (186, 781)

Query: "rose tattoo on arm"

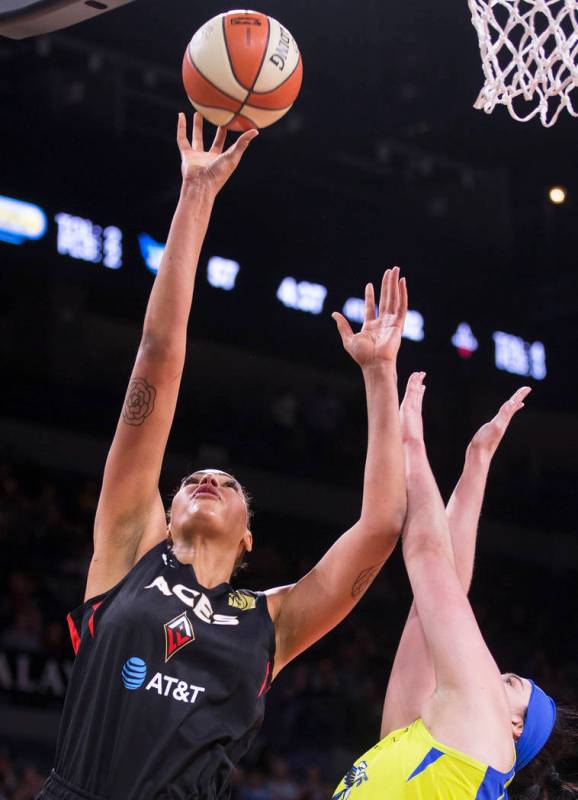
(122, 378), (156, 426)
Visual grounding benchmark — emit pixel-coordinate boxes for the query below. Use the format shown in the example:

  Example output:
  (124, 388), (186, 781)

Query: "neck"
(169, 534), (237, 589)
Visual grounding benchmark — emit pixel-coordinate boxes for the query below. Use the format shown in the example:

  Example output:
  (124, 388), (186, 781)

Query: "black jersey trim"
(256, 592), (276, 677)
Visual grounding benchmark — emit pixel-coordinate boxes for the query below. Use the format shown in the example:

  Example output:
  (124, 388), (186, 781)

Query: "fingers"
(176, 112), (191, 154)
(210, 126), (227, 154)
(177, 114), (235, 156)
(400, 372), (426, 444)
(192, 112), (204, 151)
(177, 112), (205, 152)
(414, 373), (426, 414)
(499, 386), (532, 420)
(389, 267), (399, 316)
(398, 277), (408, 322)
(401, 371), (426, 410)
(384, 267), (398, 316)
(222, 128), (259, 168)
(473, 385), (531, 453)
(378, 267), (407, 323)
(411, 371), (426, 396)
(378, 269), (391, 317)
(510, 386), (532, 405)
(331, 311), (353, 345)
(234, 128), (259, 152)
(364, 283), (376, 323)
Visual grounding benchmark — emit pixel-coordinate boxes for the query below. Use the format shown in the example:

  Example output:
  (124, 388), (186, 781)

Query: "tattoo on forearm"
(351, 564), (381, 599)
(123, 377), (156, 426)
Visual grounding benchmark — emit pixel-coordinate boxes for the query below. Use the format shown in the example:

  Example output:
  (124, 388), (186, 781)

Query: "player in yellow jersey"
(333, 373), (578, 800)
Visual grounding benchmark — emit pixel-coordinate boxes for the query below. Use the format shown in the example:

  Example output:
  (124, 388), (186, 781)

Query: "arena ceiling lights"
(0, 0), (135, 39)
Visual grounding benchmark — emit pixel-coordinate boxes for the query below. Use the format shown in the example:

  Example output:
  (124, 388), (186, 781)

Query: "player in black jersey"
(39, 114), (409, 800)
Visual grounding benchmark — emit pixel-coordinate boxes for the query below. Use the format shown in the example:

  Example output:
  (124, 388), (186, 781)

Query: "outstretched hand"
(176, 112), (258, 195)
(332, 268), (408, 368)
(400, 372), (426, 445)
(467, 386), (531, 459)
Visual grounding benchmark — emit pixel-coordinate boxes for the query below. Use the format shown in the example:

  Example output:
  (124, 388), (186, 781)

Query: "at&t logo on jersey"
(120, 657), (205, 705)
(121, 657), (147, 690)
(145, 673), (205, 704)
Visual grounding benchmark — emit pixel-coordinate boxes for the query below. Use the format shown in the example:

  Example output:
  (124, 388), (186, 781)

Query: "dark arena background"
(1, 1), (577, 797)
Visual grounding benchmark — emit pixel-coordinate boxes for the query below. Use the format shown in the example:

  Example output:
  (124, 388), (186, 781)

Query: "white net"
(468, 0), (578, 126)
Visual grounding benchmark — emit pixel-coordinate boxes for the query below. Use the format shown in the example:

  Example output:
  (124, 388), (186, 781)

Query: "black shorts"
(37, 771), (105, 800)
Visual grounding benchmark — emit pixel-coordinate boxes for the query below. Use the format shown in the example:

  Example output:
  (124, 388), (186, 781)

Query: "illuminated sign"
(102, 226), (123, 269)
(207, 256), (240, 290)
(342, 297), (365, 324)
(342, 297), (424, 341)
(277, 277), (327, 315)
(138, 233), (165, 274)
(493, 331), (546, 380)
(55, 213), (123, 269)
(138, 240), (241, 289)
(0, 195), (47, 245)
(452, 322), (478, 359)
(0, 190), (549, 384)
(404, 310), (425, 342)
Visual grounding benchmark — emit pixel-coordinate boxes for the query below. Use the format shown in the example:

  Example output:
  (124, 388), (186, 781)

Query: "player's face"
(501, 673), (533, 739)
(170, 469), (250, 546)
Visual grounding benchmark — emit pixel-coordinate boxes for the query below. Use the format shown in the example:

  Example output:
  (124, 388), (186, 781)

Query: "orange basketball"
(182, 10), (303, 131)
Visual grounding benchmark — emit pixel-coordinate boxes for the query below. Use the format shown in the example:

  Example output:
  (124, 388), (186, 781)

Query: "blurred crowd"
(0, 757), (45, 800)
(0, 458), (576, 799)
(0, 751), (335, 800)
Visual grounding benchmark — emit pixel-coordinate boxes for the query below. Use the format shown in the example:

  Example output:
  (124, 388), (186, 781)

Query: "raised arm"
(86, 115), (257, 601)
(380, 383), (531, 736)
(267, 269), (408, 677)
(446, 386), (530, 587)
(394, 374), (515, 770)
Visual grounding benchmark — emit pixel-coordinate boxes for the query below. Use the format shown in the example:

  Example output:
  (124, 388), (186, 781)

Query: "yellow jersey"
(332, 719), (515, 800)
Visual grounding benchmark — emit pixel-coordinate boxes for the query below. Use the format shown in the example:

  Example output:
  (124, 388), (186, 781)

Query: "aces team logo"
(164, 612), (195, 662)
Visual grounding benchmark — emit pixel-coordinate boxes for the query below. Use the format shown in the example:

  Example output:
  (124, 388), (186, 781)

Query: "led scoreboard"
(0, 191), (547, 382)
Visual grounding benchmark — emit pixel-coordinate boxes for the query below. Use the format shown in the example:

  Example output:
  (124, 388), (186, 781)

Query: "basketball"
(182, 10), (303, 131)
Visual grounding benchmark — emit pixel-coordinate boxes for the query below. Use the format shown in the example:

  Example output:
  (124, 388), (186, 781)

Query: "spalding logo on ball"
(182, 10), (302, 130)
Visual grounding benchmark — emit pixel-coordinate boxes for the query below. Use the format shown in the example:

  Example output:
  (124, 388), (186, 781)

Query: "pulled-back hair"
(511, 705), (578, 800)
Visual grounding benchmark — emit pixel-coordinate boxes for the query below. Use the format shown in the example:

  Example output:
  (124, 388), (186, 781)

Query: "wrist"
(179, 179), (216, 211)
(465, 442), (493, 467)
(361, 360), (397, 382)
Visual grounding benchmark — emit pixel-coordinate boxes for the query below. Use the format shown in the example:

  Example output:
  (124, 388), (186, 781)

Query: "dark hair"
(511, 704), (578, 800)
(165, 470), (254, 579)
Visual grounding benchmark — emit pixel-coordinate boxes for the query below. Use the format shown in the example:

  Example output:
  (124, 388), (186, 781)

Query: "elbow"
(390, 503), (408, 536)
(360, 503), (407, 541)
(139, 333), (185, 367)
(358, 509), (406, 555)
(382, 507), (407, 543)
(402, 529), (447, 565)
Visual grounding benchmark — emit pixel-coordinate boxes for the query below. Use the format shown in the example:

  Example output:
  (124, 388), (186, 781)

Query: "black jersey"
(44, 541), (275, 800)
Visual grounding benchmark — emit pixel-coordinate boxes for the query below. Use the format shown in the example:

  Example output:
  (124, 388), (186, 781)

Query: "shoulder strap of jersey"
(67, 540), (167, 654)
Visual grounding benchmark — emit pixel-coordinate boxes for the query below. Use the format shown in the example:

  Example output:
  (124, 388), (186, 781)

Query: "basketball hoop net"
(468, 0), (578, 126)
